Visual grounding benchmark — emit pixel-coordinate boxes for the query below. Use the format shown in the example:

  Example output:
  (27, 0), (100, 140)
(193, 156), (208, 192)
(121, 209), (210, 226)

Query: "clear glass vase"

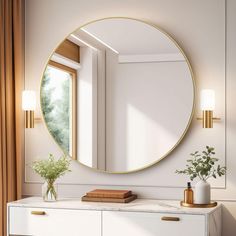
(42, 180), (58, 202)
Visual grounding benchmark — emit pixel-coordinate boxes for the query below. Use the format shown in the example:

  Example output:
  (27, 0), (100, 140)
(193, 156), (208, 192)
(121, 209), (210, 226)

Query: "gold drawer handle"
(161, 216), (180, 221)
(31, 211), (46, 215)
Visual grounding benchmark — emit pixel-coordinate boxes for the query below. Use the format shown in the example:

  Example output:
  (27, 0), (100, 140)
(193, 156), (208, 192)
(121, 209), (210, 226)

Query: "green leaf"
(32, 154), (71, 181)
(175, 146), (226, 181)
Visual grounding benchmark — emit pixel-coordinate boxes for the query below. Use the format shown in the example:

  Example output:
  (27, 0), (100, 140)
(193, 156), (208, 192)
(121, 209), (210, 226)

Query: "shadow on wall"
(222, 205), (236, 236)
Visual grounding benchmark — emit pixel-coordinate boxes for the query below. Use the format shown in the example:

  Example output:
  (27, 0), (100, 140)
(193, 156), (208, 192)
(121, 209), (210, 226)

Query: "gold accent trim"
(203, 110), (213, 128)
(31, 211), (46, 215)
(39, 17), (196, 174)
(197, 111), (221, 128)
(180, 201), (217, 208)
(161, 216), (180, 221)
(197, 117), (221, 121)
(25, 110), (34, 128)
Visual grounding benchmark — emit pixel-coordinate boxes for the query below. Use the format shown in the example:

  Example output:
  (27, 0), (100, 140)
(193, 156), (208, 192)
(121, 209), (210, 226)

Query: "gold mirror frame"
(40, 17), (195, 174)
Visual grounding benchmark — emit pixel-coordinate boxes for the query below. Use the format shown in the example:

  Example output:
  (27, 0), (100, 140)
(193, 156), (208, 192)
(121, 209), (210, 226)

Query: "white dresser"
(7, 197), (221, 236)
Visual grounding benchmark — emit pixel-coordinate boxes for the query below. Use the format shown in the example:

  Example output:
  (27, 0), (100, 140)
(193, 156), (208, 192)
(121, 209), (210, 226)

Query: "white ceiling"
(79, 18), (182, 56)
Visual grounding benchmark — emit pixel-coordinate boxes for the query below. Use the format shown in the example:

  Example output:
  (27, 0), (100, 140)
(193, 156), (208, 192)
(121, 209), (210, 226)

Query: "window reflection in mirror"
(41, 62), (76, 157)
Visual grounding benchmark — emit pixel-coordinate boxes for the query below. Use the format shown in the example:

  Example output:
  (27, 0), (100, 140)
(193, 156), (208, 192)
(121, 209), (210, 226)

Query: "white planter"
(195, 180), (211, 204)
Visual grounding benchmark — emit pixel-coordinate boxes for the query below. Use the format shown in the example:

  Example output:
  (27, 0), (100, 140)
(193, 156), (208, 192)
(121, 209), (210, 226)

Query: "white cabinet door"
(9, 207), (101, 236)
(103, 211), (206, 236)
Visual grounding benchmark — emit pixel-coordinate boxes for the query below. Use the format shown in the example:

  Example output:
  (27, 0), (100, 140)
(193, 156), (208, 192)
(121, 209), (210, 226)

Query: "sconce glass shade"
(22, 90), (36, 111)
(200, 89), (215, 111)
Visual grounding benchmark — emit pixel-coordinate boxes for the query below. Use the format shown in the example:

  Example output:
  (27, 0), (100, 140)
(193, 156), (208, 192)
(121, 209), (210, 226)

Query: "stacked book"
(82, 189), (137, 203)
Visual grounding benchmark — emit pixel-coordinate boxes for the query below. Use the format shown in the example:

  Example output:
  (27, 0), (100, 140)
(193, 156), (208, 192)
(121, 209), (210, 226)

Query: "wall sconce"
(197, 89), (220, 128)
(22, 90), (36, 128)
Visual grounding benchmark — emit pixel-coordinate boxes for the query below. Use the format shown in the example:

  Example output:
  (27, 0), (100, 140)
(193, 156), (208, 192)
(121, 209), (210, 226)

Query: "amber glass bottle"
(184, 182), (194, 204)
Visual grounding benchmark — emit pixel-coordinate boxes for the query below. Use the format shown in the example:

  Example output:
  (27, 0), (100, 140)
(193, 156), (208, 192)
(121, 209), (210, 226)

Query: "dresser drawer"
(9, 206), (101, 236)
(103, 211), (206, 236)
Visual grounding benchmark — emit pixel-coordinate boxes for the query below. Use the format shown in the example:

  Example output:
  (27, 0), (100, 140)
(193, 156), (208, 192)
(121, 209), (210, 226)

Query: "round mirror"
(41, 18), (194, 173)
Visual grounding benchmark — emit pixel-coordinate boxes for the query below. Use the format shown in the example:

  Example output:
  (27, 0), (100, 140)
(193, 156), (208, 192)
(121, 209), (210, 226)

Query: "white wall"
(105, 50), (193, 172)
(24, 0), (236, 235)
(77, 47), (98, 168)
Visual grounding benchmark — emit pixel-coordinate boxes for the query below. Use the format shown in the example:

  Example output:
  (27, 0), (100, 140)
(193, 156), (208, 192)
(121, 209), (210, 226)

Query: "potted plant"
(176, 146), (226, 204)
(32, 154), (71, 201)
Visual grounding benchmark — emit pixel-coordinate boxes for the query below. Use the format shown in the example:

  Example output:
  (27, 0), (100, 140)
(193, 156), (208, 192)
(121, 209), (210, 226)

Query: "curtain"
(0, 0), (24, 235)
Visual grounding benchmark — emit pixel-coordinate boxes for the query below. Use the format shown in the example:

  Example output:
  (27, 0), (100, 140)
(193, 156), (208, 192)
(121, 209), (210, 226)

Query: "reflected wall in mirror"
(41, 18), (194, 173)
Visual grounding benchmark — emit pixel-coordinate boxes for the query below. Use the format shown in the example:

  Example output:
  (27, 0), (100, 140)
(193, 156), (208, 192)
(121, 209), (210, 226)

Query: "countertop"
(8, 197), (221, 215)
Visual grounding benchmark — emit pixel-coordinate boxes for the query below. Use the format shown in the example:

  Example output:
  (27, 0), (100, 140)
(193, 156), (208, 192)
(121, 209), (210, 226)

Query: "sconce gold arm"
(197, 118), (221, 121)
(197, 111), (221, 128)
(25, 112), (42, 128)
(25, 110), (34, 128)
(34, 117), (42, 122)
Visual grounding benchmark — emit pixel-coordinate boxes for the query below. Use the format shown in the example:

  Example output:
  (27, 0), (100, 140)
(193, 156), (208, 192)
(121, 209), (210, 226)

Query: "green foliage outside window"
(41, 67), (71, 154)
